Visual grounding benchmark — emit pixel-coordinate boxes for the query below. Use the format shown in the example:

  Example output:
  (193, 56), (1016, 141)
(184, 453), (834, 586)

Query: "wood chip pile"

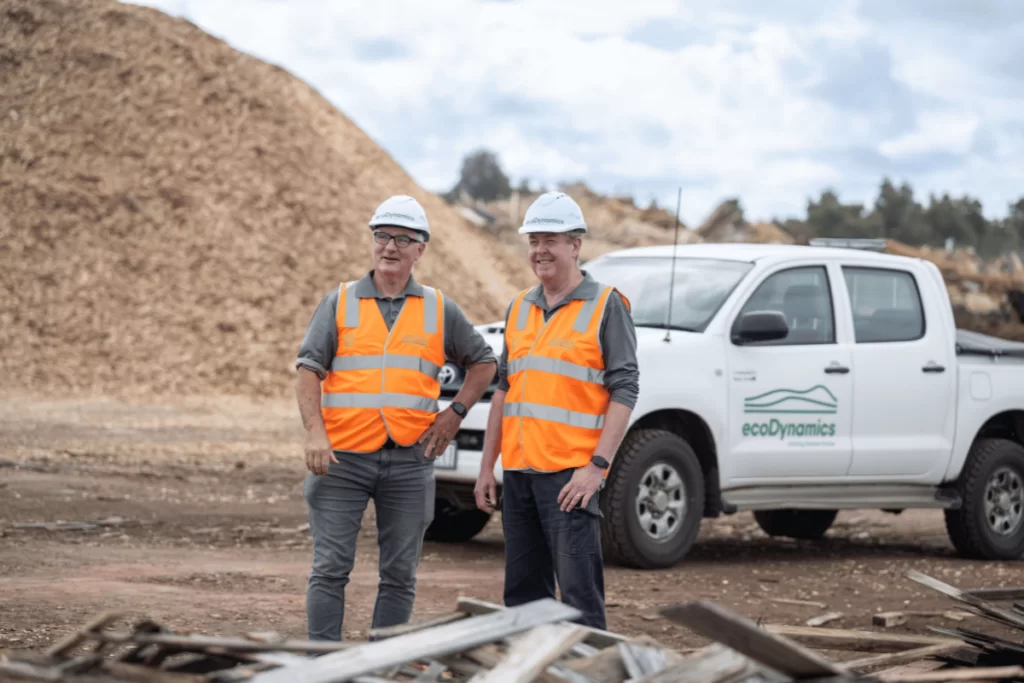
(6, 576), (1024, 683)
(0, 0), (533, 401)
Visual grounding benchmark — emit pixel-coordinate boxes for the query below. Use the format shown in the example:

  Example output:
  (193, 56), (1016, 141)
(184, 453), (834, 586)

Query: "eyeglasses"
(373, 230), (422, 248)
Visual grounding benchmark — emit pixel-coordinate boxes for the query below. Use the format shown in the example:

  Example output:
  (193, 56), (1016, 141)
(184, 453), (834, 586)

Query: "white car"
(427, 241), (1024, 568)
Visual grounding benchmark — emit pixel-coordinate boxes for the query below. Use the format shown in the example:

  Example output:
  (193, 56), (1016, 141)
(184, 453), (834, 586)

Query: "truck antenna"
(664, 187), (682, 343)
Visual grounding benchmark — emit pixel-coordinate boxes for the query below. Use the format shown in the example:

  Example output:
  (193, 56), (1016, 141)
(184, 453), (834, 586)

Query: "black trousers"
(500, 469), (606, 630)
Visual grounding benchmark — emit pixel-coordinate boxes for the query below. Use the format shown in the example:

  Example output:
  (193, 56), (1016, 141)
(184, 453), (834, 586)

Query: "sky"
(126, 0), (1024, 228)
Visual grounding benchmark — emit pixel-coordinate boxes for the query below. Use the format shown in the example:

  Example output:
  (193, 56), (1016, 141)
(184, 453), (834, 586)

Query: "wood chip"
(807, 612), (844, 627)
(768, 598), (829, 609)
(874, 613), (909, 628)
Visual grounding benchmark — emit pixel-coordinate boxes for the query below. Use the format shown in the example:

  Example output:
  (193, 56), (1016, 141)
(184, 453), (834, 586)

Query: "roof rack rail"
(808, 237), (888, 252)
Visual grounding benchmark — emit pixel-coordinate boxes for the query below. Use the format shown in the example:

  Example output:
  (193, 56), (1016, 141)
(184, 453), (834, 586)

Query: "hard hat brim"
(367, 224), (430, 242)
(518, 223), (587, 235)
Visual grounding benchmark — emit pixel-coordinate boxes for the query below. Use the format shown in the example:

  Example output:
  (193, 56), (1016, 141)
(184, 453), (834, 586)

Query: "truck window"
(736, 266), (835, 345)
(842, 267), (925, 343)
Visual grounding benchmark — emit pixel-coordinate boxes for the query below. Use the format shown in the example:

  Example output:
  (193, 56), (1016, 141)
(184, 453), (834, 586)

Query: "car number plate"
(434, 442), (457, 469)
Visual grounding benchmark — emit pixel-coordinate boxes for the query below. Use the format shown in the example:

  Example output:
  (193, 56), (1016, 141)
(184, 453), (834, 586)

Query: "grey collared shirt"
(295, 271), (497, 379)
(495, 270), (639, 409)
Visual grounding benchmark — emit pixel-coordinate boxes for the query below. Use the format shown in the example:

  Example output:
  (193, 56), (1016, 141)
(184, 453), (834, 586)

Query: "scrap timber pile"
(7, 576), (1024, 683)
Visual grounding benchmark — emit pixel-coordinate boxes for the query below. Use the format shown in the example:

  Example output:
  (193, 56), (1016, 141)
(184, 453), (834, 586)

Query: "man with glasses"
(294, 194), (497, 641)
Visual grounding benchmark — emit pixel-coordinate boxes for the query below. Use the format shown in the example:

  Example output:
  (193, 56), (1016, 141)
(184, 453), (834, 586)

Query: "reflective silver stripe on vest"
(503, 401), (605, 430)
(515, 294), (531, 331)
(321, 392), (439, 412)
(330, 354), (442, 378)
(422, 286), (439, 335)
(344, 280), (360, 328)
(506, 356), (604, 384)
(572, 290), (604, 333)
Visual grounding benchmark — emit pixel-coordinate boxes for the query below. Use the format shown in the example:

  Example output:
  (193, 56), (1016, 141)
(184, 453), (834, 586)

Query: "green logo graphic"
(743, 385), (837, 415)
(742, 385), (838, 440)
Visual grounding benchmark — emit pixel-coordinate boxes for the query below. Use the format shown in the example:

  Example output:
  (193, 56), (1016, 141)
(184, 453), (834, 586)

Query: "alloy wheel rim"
(984, 466), (1024, 537)
(635, 462), (686, 542)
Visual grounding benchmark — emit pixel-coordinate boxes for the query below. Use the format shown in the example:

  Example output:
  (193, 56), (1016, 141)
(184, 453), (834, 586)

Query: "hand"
(474, 467), (498, 513)
(557, 464), (604, 512)
(418, 407), (462, 459)
(305, 431), (337, 476)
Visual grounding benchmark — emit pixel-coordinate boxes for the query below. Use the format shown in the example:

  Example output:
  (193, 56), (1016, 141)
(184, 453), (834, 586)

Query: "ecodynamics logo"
(742, 385), (837, 440)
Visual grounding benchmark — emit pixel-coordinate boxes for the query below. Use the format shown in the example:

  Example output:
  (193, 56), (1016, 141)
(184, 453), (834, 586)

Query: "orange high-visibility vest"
(501, 283), (629, 472)
(320, 280), (446, 453)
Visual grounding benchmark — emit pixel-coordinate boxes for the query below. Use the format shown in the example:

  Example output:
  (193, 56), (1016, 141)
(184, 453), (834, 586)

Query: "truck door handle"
(824, 366), (849, 374)
(922, 363), (945, 373)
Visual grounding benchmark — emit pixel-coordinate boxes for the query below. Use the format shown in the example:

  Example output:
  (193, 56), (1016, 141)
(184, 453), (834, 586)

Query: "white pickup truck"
(427, 241), (1024, 568)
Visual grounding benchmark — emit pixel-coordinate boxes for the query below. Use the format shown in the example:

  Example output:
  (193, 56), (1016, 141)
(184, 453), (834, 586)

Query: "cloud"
(351, 38), (410, 62)
(123, 0), (1024, 225)
(880, 111), (980, 159)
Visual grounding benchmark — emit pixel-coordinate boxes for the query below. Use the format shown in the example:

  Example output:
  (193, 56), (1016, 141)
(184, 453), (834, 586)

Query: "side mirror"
(732, 311), (789, 344)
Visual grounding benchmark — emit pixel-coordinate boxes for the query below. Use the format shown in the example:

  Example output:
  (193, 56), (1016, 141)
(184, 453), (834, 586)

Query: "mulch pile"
(0, 0), (533, 400)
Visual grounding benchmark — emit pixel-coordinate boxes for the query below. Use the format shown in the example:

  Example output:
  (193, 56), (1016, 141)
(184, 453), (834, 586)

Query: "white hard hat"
(368, 195), (430, 241)
(518, 191), (587, 234)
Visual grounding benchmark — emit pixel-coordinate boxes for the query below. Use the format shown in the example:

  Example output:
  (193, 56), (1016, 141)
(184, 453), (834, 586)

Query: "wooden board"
(469, 624), (587, 683)
(249, 598), (581, 683)
(765, 625), (959, 653)
(882, 665), (1024, 682)
(843, 643), (964, 672)
(963, 587), (1024, 602)
(368, 612), (467, 640)
(660, 600), (844, 679)
(630, 643), (760, 683)
(455, 597), (626, 650)
(905, 570), (1024, 631)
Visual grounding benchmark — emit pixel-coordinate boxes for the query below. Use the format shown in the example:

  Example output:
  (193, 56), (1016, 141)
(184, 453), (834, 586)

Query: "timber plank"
(248, 598), (581, 683)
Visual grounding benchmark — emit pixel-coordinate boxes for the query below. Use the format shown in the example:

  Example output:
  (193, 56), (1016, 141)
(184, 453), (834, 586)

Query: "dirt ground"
(2, 394), (1023, 664)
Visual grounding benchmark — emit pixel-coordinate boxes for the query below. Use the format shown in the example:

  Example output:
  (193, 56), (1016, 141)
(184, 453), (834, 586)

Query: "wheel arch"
(625, 409), (722, 517)
(952, 410), (1024, 483)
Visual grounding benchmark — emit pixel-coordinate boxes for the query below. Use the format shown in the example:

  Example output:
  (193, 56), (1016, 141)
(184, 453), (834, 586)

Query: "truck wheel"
(424, 500), (491, 543)
(600, 428), (704, 569)
(945, 438), (1024, 560)
(753, 509), (838, 540)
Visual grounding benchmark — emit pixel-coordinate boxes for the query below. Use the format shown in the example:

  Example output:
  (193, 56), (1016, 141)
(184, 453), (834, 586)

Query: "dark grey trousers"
(303, 446), (435, 641)
(500, 469), (606, 630)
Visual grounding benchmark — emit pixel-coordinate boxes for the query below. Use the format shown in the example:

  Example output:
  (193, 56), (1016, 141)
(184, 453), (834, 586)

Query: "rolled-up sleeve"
(295, 290), (339, 380)
(600, 294), (639, 409)
(443, 298), (497, 369)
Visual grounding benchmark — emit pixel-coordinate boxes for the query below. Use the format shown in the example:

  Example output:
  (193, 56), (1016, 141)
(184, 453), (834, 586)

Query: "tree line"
(445, 148), (1024, 259)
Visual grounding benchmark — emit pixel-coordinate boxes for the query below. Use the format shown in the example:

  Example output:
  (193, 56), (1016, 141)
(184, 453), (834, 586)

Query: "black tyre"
(424, 500), (491, 542)
(753, 509), (838, 540)
(600, 428), (705, 569)
(945, 438), (1024, 560)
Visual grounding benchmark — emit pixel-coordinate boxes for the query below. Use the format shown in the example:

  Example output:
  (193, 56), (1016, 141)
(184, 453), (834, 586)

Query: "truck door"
(839, 264), (956, 478)
(725, 263), (854, 482)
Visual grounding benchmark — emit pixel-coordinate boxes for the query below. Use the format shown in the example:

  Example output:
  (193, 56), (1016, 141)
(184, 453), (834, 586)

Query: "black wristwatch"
(450, 401), (467, 418)
(590, 455), (610, 469)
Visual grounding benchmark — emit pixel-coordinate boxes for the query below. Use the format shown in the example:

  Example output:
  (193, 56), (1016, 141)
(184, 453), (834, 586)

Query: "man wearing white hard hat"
(294, 194), (497, 641)
(474, 191), (639, 629)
